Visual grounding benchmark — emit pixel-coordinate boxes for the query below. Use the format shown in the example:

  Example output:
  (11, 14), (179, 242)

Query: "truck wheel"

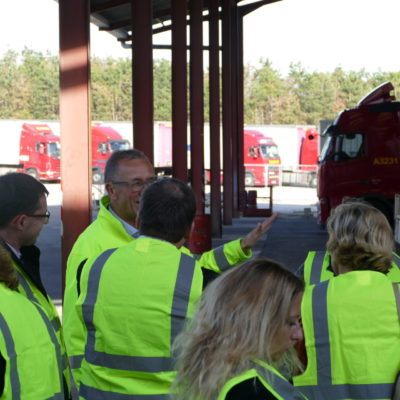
(26, 168), (39, 180)
(245, 172), (255, 187)
(92, 169), (104, 184)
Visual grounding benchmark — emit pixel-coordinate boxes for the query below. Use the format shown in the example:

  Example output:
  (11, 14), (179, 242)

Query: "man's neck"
(0, 230), (21, 251)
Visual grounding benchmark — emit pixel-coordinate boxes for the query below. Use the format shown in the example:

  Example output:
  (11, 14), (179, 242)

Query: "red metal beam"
(208, 0), (222, 237)
(132, 0), (154, 162)
(171, 0), (188, 182)
(190, 0), (205, 213)
(59, 0), (92, 296)
(221, 0), (234, 225)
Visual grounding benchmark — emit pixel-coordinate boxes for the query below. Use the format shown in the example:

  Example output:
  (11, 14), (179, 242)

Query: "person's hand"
(240, 212), (279, 253)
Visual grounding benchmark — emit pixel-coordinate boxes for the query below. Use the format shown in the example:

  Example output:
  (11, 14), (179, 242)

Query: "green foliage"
(0, 49), (399, 127)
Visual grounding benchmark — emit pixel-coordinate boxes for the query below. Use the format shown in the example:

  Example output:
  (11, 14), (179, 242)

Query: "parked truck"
(246, 125), (319, 187)
(0, 120), (130, 182)
(317, 81), (400, 225)
(0, 121), (61, 180)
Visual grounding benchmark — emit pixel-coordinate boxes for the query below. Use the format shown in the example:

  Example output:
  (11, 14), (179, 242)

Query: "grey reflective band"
(82, 248), (196, 373)
(32, 302), (65, 399)
(297, 280), (394, 399)
(310, 251), (326, 284)
(312, 280), (331, 385)
(393, 283), (400, 322)
(213, 245), (230, 271)
(80, 384), (170, 399)
(297, 383), (393, 399)
(46, 394), (65, 400)
(69, 354), (84, 369)
(257, 365), (305, 400)
(14, 270), (61, 332)
(170, 253), (196, 346)
(0, 313), (21, 399)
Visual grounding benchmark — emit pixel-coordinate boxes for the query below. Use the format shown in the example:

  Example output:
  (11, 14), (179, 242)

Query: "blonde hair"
(326, 200), (393, 273)
(0, 246), (19, 290)
(173, 258), (304, 400)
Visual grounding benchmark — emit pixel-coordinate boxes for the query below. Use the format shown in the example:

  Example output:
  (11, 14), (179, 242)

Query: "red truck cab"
(318, 82), (400, 224)
(18, 123), (60, 180)
(91, 123), (130, 183)
(244, 130), (281, 186)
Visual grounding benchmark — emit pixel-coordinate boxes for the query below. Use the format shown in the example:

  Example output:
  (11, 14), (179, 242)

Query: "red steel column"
(189, 0), (204, 213)
(209, 0), (222, 237)
(236, 8), (245, 212)
(59, 0), (91, 294)
(230, 3), (239, 217)
(171, 0), (188, 182)
(132, 0), (154, 162)
(222, 0), (234, 224)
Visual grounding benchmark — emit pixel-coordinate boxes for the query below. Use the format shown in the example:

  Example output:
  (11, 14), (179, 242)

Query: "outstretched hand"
(240, 212), (279, 253)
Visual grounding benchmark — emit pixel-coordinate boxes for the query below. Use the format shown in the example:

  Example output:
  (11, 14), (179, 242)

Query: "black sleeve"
(225, 377), (278, 400)
(0, 351), (5, 396)
(201, 268), (220, 290)
(76, 259), (88, 297)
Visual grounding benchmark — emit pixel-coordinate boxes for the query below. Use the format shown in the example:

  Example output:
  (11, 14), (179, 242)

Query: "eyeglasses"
(25, 210), (51, 224)
(111, 177), (157, 191)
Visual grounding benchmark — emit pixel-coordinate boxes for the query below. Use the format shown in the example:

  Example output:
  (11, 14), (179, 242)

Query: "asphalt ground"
(38, 184), (324, 305)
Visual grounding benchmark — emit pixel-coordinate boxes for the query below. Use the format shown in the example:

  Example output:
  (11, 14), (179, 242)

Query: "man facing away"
(0, 172), (71, 399)
(63, 149), (277, 388)
(76, 177), (276, 399)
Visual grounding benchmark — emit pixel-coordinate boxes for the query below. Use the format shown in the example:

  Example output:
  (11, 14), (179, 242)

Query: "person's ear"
(105, 182), (116, 199)
(11, 215), (25, 230)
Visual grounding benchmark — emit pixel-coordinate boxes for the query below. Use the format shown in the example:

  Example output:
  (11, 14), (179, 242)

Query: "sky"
(1, 0), (399, 76)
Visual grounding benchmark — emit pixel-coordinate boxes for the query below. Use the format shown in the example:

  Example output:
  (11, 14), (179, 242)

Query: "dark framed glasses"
(25, 210), (51, 223)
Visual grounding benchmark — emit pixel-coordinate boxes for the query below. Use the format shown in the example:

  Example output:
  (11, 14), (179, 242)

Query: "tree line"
(1, 48), (400, 126)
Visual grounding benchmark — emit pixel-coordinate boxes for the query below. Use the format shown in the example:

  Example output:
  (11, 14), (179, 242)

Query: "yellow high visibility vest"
(0, 283), (64, 399)
(77, 237), (207, 399)
(294, 271), (400, 400)
(218, 360), (307, 400)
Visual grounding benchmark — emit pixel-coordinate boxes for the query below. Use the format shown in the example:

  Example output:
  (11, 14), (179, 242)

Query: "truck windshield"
(48, 142), (60, 159)
(260, 145), (279, 159)
(319, 136), (332, 162)
(110, 140), (130, 151)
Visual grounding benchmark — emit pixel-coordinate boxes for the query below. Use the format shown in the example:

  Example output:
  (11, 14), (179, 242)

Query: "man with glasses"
(63, 149), (277, 389)
(0, 172), (71, 399)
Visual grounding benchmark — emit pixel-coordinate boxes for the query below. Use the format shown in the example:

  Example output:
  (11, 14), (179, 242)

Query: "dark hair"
(104, 149), (150, 183)
(0, 173), (48, 228)
(139, 178), (196, 243)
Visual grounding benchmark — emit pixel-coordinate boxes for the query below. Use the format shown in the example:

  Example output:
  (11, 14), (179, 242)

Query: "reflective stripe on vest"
(0, 309), (65, 400)
(212, 246), (230, 271)
(265, 370), (306, 400)
(309, 251), (326, 284)
(82, 248), (196, 373)
(31, 302), (65, 399)
(296, 280), (394, 399)
(14, 270), (60, 333)
(80, 384), (170, 400)
(0, 313), (21, 400)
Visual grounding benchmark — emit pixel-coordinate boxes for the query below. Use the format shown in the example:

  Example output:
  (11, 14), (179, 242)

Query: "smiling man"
(63, 149), (278, 389)
(0, 172), (71, 399)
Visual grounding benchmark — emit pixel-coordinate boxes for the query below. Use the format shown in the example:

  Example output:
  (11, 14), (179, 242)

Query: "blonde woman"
(294, 201), (400, 400)
(173, 258), (307, 400)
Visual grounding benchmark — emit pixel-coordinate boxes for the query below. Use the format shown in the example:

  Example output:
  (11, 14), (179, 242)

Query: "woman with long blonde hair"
(173, 258), (306, 400)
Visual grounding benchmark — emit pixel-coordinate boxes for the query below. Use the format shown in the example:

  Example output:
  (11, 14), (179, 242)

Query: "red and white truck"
(0, 121), (61, 180)
(151, 122), (281, 186)
(317, 81), (400, 225)
(0, 120), (130, 182)
(246, 125), (320, 187)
